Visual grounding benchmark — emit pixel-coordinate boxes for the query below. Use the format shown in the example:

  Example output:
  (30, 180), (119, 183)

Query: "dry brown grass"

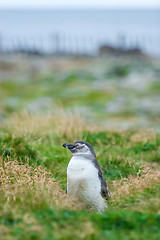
(0, 157), (84, 212)
(111, 165), (160, 200)
(130, 129), (157, 143)
(1, 111), (108, 146)
(1, 157), (159, 211)
(110, 165), (160, 213)
(2, 111), (86, 140)
(0, 156), (160, 220)
(3, 111), (158, 142)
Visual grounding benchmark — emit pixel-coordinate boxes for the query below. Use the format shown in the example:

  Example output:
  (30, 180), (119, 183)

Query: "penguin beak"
(62, 143), (76, 150)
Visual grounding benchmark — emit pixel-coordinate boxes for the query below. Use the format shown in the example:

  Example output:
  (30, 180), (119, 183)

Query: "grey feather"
(93, 159), (110, 201)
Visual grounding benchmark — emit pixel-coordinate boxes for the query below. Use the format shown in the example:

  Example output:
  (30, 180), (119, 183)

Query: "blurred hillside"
(0, 54), (160, 130)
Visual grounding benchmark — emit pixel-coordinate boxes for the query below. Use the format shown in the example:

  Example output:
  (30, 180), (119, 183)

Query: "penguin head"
(62, 141), (96, 158)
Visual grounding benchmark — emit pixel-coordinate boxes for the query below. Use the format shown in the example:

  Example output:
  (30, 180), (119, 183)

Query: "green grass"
(0, 113), (160, 239)
(0, 56), (160, 239)
(0, 124), (160, 186)
(1, 208), (160, 240)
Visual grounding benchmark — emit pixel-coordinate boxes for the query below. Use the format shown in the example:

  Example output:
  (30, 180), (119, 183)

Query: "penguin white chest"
(67, 156), (98, 188)
(67, 156), (106, 211)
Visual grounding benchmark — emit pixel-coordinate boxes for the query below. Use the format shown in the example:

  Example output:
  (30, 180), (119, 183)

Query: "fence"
(0, 33), (159, 57)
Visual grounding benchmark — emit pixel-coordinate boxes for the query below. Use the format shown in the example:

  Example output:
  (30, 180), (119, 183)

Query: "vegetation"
(0, 55), (160, 239)
(0, 112), (160, 240)
(0, 56), (160, 130)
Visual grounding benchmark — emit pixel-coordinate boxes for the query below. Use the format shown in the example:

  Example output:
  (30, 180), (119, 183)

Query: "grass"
(0, 112), (160, 240)
(0, 55), (160, 239)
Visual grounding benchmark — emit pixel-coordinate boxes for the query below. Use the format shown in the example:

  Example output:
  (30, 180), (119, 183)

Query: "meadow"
(0, 54), (160, 239)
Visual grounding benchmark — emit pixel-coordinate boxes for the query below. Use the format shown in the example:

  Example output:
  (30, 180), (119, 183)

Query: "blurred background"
(0, 0), (160, 130)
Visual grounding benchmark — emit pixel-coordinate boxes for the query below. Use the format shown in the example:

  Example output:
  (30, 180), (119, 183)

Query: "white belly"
(67, 156), (107, 212)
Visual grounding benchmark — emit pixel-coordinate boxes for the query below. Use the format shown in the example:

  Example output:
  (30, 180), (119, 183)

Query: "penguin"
(63, 141), (110, 212)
